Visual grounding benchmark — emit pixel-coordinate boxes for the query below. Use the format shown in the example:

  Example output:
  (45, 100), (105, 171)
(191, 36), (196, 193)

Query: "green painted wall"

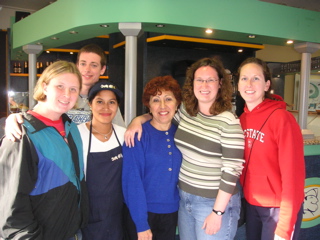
(11, 0), (320, 57)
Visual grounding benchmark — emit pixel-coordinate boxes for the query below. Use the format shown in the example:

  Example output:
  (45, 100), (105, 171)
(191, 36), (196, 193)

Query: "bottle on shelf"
(13, 62), (17, 73)
(24, 61), (28, 73)
(36, 62), (40, 74)
(39, 62), (43, 73)
(17, 62), (22, 73)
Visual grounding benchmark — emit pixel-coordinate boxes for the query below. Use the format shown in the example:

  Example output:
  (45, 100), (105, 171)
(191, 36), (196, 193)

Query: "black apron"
(82, 123), (124, 240)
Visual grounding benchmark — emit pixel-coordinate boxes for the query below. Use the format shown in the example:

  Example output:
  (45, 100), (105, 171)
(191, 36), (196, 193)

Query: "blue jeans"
(246, 203), (303, 240)
(178, 189), (240, 240)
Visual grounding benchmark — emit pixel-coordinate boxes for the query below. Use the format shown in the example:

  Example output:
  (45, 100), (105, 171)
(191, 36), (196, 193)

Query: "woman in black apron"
(77, 80), (127, 240)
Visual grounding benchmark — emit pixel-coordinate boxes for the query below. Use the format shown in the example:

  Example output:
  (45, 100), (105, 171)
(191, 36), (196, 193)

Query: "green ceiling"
(10, 0), (320, 60)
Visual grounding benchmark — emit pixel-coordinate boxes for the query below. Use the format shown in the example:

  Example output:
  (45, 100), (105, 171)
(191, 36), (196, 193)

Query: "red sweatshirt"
(239, 99), (305, 240)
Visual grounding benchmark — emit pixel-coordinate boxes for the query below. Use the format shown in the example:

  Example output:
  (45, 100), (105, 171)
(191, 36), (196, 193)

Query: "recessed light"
(100, 24), (109, 28)
(287, 40), (294, 44)
(248, 35), (256, 39)
(69, 31), (78, 34)
(205, 29), (213, 34)
(238, 49), (243, 53)
(156, 24), (165, 28)
(51, 37), (59, 40)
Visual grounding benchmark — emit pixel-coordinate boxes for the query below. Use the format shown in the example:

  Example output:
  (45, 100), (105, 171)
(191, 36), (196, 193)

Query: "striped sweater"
(174, 104), (245, 198)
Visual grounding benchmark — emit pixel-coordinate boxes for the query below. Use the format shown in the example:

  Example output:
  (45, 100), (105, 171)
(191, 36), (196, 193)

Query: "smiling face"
(149, 90), (178, 131)
(77, 52), (106, 89)
(89, 90), (118, 125)
(238, 63), (270, 111)
(43, 73), (80, 120)
(193, 66), (220, 114)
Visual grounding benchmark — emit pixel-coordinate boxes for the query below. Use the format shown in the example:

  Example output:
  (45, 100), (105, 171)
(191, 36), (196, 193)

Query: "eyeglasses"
(194, 79), (219, 84)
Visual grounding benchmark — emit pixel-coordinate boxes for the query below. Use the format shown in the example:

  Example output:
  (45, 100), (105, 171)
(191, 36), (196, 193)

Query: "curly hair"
(183, 57), (232, 116)
(237, 57), (273, 99)
(142, 75), (182, 111)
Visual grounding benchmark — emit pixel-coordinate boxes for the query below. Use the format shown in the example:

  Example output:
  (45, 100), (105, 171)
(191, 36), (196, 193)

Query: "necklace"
(92, 126), (113, 140)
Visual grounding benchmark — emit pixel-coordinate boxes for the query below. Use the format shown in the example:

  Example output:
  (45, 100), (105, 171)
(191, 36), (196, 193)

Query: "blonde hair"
(33, 61), (82, 101)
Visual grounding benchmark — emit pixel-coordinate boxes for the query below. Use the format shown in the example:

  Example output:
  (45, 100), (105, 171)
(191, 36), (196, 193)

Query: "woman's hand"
(5, 113), (24, 141)
(202, 212), (222, 235)
(137, 229), (152, 240)
(274, 234), (285, 240)
(124, 114), (151, 147)
(124, 120), (143, 148)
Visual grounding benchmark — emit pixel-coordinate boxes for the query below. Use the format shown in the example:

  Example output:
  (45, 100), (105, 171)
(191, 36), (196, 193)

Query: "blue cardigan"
(122, 120), (182, 232)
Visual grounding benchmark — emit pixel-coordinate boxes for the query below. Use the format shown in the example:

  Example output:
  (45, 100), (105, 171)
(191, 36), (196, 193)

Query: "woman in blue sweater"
(122, 76), (182, 240)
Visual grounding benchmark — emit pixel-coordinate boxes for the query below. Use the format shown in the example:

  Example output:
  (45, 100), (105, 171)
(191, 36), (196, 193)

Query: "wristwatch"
(212, 209), (225, 215)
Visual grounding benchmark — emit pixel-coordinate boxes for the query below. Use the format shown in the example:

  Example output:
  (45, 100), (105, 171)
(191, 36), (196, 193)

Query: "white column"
(118, 22), (142, 126)
(22, 44), (43, 109)
(294, 42), (320, 138)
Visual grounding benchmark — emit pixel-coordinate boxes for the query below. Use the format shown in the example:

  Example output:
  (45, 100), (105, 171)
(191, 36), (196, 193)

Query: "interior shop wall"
(0, 31), (7, 118)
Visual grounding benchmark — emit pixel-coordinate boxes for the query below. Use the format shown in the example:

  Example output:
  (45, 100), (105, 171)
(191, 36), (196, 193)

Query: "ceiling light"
(156, 24), (165, 28)
(287, 40), (294, 44)
(248, 35), (256, 39)
(205, 29), (213, 34)
(70, 52), (74, 54)
(69, 31), (78, 34)
(46, 51), (50, 53)
(238, 49), (243, 53)
(51, 37), (59, 40)
(100, 24), (109, 28)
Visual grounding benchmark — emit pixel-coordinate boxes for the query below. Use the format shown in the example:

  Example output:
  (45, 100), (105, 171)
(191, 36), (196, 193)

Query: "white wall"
(0, 6), (35, 30)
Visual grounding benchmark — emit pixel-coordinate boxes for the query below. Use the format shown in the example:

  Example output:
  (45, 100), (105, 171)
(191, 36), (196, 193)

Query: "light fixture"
(287, 40), (294, 44)
(205, 29), (213, 34)
(69, 31), (78, 34)
(100, 24), (109, 28)
(8, 91), (15, 97)
(238, 49), (243, 53)
(70, 52), (74, 55)
(248, 35), (256, 39)
(156, 24), (165, 28)
(46, 51), (50, 53)
(51, 37), (59, 40)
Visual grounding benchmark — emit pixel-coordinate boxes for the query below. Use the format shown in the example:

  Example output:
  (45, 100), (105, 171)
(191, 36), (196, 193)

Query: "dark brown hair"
(76, 43), (107, 67)
(142, 75), (182, 110)
(183, 57), (232, 116)
(237, 57), (273, 99)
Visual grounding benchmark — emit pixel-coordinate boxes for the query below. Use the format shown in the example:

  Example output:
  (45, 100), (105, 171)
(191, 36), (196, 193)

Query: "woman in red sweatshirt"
(237, 57), (305, 240)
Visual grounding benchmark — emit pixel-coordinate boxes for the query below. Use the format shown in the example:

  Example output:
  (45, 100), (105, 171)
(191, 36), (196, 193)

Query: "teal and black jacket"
(0, 113), (88, 240)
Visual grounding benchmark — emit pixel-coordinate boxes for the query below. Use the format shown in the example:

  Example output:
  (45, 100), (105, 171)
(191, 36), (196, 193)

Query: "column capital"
(118, 22), (142, 37)
(294, 42), (320, 54)
(23, 44), (43, 54)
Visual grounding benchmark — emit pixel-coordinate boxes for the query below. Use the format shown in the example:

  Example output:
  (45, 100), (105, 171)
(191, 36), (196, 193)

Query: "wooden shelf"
(10, 73), (41, 77)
